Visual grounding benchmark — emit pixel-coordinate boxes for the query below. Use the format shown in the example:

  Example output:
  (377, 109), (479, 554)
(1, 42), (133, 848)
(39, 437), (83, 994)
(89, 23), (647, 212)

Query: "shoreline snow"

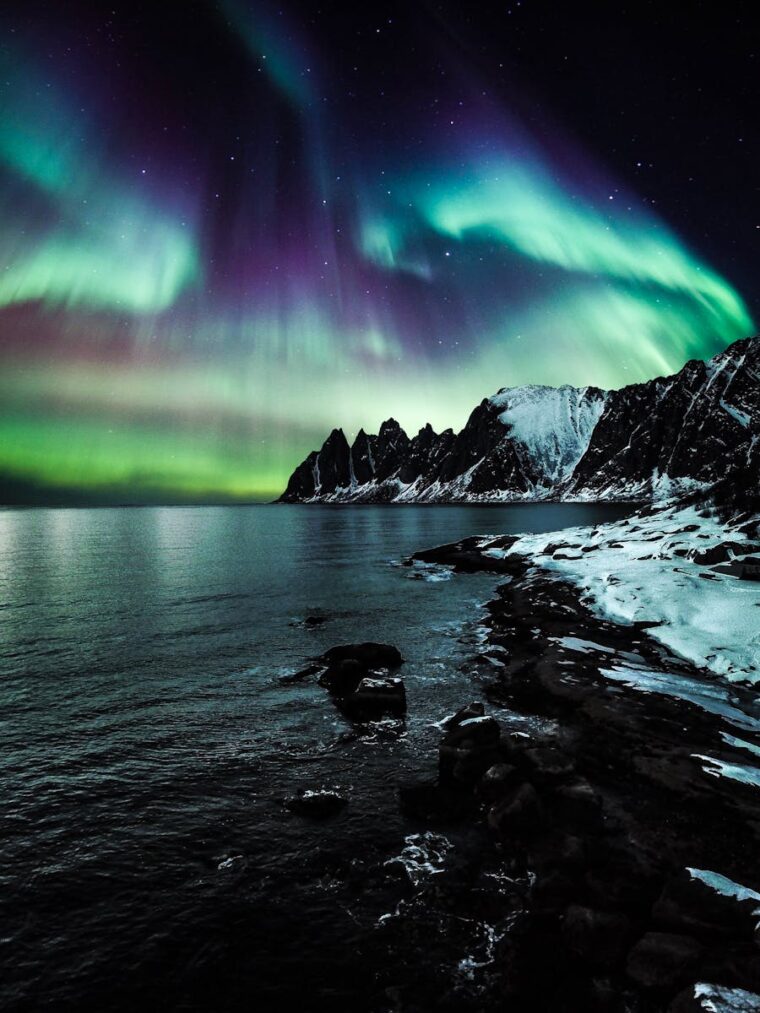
(484, 504), (760, 683)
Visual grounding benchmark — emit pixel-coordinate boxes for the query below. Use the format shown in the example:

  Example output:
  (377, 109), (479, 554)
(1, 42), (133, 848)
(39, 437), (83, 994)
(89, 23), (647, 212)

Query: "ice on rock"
(489, 384), (606, 486)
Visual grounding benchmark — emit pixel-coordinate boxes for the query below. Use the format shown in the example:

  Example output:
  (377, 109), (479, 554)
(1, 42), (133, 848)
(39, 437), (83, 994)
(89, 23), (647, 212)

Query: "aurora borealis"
(0, 1), (756, 502)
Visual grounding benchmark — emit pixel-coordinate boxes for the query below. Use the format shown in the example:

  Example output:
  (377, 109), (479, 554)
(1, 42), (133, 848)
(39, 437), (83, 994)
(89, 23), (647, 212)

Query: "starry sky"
(0, 1), (756, 503)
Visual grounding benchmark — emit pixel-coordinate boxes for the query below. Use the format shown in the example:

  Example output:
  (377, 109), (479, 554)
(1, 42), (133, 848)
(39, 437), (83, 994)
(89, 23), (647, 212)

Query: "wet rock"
(322, 642), (403, 670)
(443, 701), (485, 728)
(488, 782), (547, 837)
(316, 642), (406, 718)
(562, 904), (631, 968)
(303, 614), (329, 627)
(280, 662), (323, 684)
(439, 713), (501, 783)
(626, 931), (703, 989)
(340, 676), (407, 720)
(286, 789), (348, 819)
(319, 657), (366, 694)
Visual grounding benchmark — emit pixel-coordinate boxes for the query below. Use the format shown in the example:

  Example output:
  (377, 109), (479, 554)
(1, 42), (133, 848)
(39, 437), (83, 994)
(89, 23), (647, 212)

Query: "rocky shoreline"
(282, 506), (760, 1011)
(400, 523), (760, 1011)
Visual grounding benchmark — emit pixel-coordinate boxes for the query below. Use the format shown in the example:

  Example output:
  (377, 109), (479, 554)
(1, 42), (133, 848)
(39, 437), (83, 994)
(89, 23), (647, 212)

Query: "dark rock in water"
(443, 701), (485, 728)
(316, 642), (406, 719)
(562, 905), (631, 968)
(286, 790), (348, 819)
(279, 662), (323, 684)
(442, 714), (501, 749)
(303, 614), (329, 628)
(322, 642), (403, 670)
(319, 658), (366, 695)
(439, 713), (501, 783)
(339, 676), (407, 719)
(488, 782), (547, 838)
(626, 931), (703, 989)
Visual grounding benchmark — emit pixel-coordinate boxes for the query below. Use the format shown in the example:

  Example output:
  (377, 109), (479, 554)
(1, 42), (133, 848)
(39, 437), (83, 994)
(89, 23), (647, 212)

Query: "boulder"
(443, 701), (485, 728)
(316, 642), (406, 716)
(626, 931), (703, 989)
(319, 658), (365, 694)
(321, 642), (403, 670)
(280, 662), (323, 684)
(691, 542), (747, 565)
(286, 790), (348, 819)
(562, 904), (631, 968)
(439, 714), (501, 783)
(340, 676), (407, 719)
(488, 782), (547, 837)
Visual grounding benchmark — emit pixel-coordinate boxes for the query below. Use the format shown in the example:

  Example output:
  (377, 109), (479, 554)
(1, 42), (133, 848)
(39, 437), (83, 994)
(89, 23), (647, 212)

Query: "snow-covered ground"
(484, 504), (760, 683)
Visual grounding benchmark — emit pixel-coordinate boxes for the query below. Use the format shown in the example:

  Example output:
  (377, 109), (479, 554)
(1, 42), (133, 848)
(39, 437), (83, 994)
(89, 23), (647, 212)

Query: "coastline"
(398, 505), (760, 1009)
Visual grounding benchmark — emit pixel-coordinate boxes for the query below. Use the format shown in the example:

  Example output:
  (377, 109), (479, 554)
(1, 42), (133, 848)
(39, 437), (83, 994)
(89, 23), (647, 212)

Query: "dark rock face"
(279, 427), (352, 501)
(278, 336), (760, 502)
(568, 337), (760, 500)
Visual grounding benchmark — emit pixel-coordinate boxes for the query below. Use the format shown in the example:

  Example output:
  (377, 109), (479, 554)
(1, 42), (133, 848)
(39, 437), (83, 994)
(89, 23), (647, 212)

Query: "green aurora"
(0, 11), (753, 503)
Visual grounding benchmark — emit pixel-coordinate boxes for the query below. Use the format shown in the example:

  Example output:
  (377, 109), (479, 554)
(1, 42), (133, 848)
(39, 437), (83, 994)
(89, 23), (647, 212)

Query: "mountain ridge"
(278, 337), (760, 503)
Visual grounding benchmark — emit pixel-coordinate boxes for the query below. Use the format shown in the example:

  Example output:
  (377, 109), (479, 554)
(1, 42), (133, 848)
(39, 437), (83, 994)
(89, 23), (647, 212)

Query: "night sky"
(0, 1), (756, 503)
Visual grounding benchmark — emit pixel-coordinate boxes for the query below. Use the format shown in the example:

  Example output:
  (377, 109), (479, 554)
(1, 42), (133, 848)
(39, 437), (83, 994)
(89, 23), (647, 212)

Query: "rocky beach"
(282, 498), (760, 1011)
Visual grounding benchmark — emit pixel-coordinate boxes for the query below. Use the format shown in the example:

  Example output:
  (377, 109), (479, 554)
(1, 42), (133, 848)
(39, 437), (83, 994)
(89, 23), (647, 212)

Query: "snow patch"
(490, 384), (607, 485)
(502, 505), (760, 682)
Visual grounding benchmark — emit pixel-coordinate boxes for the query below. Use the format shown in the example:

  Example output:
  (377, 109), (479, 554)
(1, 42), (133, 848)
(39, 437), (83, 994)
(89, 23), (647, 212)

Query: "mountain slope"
(278, 337), (760, 503)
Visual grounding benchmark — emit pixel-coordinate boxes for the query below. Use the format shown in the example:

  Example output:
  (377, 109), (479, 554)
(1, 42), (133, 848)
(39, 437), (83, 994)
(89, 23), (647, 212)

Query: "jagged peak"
(321, 427), (350, 449)
(378, 418), (407, 438)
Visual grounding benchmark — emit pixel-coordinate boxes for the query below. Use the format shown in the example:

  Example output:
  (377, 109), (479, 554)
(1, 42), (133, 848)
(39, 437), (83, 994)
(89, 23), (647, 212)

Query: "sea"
(0, 502), (632, 1011)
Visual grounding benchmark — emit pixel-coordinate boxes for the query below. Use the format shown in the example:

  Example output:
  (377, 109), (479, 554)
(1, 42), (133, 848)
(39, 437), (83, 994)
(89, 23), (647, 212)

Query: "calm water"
(0, 503), (632, 1012)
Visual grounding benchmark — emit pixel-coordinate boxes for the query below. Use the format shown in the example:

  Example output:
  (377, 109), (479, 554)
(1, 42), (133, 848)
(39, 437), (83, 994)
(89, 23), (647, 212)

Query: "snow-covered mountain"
(278, 337), (760, 503)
